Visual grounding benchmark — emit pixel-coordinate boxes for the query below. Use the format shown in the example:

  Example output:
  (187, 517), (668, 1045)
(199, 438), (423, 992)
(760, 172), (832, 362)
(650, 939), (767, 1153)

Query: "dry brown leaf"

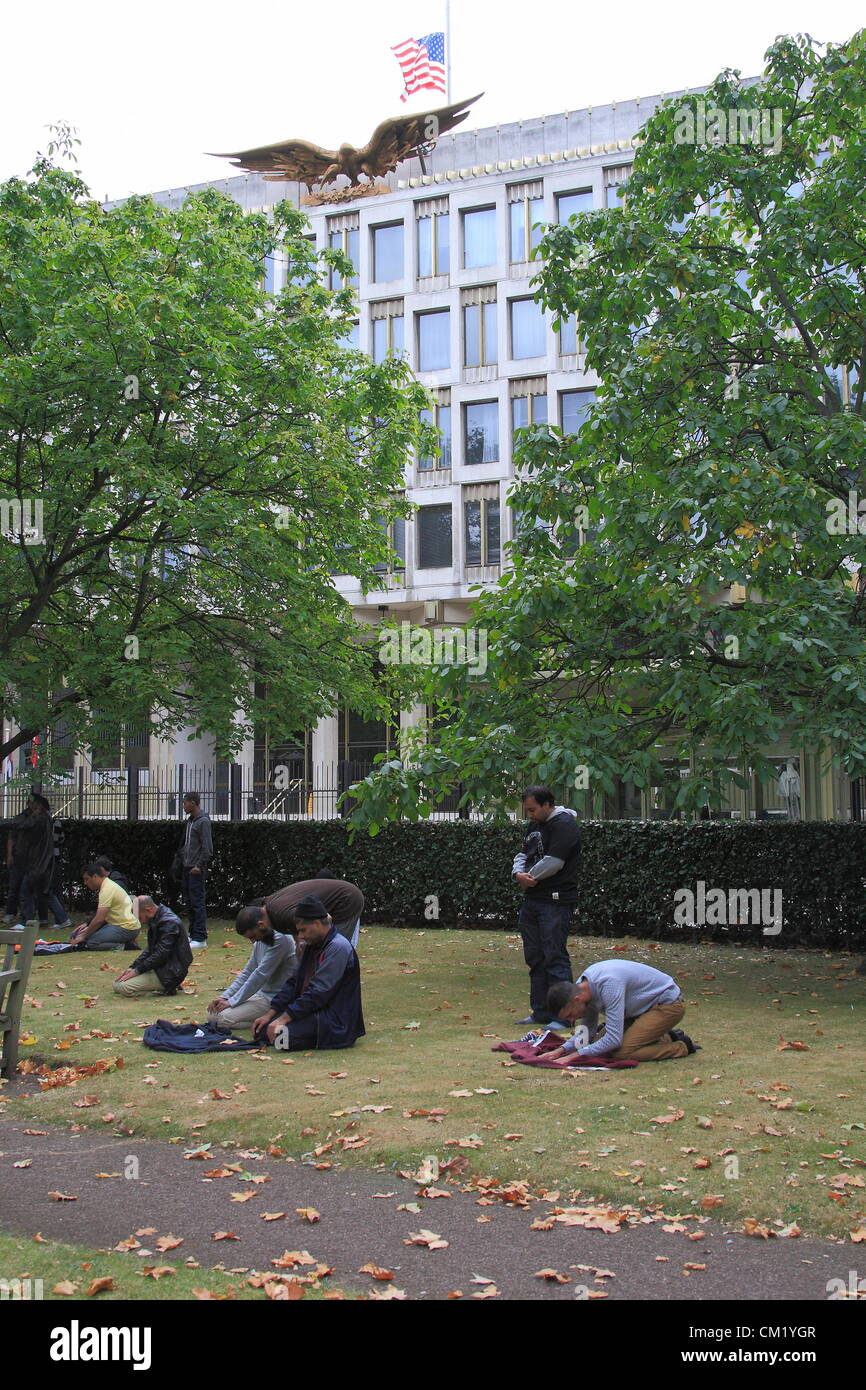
(849, 1226), (866, 1243)
(535, 1268), (571, 1283)
(155, 1234), (184, 1252)
(209, 1088), (232, 1100)
(48, 1191), (78, 1202)
(212, 1231), (240, 1241)
(136, 1227), (158, 1236)
(650, 1109), (685, 1124)
(358, 1261), (395, 1281)
(403, 1228), (449, 1250)
(271, 1249), (316, 1269)
(296, 1208), (320, 1223)
(53, 1280), (79, 1295)
(700, 1196), (724, 1210)
(683, 1263), (706, 1272)
(139, 1266), (175, 1279)
(742, 1218), (772, 1239)
(471, 1284), (500, 1299)
(114, 1236), (141, 1252)
(368, 1285), (408, 1299)
(86, 1277), (114, 1296)
(260, 1212), (287, 1222)
(230, 1191), (256, 1203)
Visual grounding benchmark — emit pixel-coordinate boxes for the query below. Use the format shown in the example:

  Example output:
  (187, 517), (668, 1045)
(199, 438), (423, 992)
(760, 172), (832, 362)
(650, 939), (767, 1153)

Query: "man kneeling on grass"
(252, 895), (365, 1052)
(72, 862), (140, 951)
(544, 959), (699, 1063)
(113, 897), (192, 997)
(206, 906), (297, 1030)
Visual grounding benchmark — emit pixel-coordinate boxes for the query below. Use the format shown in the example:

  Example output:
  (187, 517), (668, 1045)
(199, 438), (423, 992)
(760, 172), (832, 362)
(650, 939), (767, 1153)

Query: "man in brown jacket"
(263, 873), (364, 947)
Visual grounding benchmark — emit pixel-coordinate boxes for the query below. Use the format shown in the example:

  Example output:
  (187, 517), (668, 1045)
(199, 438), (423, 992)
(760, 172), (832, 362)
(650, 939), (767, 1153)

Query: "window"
(561, 389), (596, 434)
(462, 206), (497, 269)
(338, 321), (359, 350)
(418, 207), (450, 276)
(419, 402), (452, 470)
(371, 302), (405, 362)
(372, 222), (404, 282)
(512, 392), (548, 433)
(464, 301), (497, 366)
(557, 189), (593, 222)
(510, 297), (546, 358)
(328, 224), (359, 290)
(559, 316), (581, 355)
(464, 401), (499, 465)
(465, 495), (501, 565)
(418, 504), (453, 568)
(373, 517), (407, 574)
(508, 183), (544, 262)
(417, 309), (450, 371)
(604, 165), (632, 209)
(263, 254), (278, 294)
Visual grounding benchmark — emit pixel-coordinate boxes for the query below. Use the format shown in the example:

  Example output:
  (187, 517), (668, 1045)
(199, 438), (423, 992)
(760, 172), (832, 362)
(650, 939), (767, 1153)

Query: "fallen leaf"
(86, 1277), (114, 1296)
(136, 1227), (158, 1237)
(358, 1261), (394, 1281)
(260, 1212), (287, 1222)
(209, 1088), (232, 1100)
(296, 1208), (320, 1223)
(535, 1268), (571, 1283)
(684, 1263), (706, 1272)
(403, 1229), (449, 1250)
(53, 1280), (79, 1295)
(212, 1231), (240, 1241)
(368, 1285), (408, 1299)
(13, 1160), (31, 1169)
(742, 1218), (772, 1239)
(472, 1285), (500, 1299)
(700, 1196), (724, 1210)
(230, 1192), (256, 1203)
(271, 1250), (316, 1269)
(850, 1226), (866, 1243)
(48, 1191), (78, 1202)
(114, 1236), (141, 1252)
(155, 1234), (184, 1252)
(650, 1110), (685, 1124)
(504, 1133), (524, 1141)
(139, 1266), (175, 1279)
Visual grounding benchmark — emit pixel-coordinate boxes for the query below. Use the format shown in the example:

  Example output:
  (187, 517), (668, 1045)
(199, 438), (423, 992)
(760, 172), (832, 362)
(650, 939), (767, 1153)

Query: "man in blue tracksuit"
(512, 784), (581, 1026)
(252, 895), (365, 1051)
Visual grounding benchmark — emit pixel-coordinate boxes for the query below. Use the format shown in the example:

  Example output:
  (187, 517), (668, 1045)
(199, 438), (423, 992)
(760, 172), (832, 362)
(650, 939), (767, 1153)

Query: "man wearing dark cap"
(252, 895), (365, 1051)
(262, 875), (364, 947)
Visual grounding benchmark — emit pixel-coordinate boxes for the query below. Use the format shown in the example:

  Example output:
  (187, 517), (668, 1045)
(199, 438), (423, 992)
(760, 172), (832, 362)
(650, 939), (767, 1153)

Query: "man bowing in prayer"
(252, 895), (365, 1051)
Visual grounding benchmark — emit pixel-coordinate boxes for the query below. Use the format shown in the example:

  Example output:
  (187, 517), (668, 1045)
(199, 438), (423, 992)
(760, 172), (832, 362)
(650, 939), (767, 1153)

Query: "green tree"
(348, 30), (866, 830)
(0, 140), (426, 767)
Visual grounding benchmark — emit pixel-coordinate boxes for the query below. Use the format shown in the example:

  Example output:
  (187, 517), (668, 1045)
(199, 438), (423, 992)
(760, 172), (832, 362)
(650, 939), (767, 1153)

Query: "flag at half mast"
(392, 32), (446, 102)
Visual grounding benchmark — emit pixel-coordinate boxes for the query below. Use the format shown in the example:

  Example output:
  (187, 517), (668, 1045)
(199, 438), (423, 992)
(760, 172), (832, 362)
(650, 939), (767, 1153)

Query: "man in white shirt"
(207, 906), (296, 1030)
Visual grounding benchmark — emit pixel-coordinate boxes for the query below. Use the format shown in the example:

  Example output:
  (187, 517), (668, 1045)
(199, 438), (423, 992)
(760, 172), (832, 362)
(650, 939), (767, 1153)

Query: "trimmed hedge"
(4, 818), (865, 949)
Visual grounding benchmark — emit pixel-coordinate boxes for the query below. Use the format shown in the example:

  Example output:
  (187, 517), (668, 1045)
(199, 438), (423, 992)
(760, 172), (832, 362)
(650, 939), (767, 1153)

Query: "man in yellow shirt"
(71, 862), (140, 951)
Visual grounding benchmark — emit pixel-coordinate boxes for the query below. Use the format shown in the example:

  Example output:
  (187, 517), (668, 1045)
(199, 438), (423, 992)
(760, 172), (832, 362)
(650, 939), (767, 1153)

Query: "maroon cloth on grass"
(492, 1036), (638, 1069)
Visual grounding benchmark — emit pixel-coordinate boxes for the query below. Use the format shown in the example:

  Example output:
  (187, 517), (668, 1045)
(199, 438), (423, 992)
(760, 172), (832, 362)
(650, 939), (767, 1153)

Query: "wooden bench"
(0, 921), (39, 1078)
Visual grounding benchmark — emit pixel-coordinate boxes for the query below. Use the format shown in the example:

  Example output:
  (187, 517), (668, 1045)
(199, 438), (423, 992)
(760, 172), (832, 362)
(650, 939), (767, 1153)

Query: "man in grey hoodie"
(178, 792), (213, 948)
(512, 785), (581, 1026)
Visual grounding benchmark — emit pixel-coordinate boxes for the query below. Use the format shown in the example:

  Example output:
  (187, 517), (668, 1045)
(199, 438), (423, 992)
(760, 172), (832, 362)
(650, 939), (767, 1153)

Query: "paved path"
(0, 1111), (845, 1301)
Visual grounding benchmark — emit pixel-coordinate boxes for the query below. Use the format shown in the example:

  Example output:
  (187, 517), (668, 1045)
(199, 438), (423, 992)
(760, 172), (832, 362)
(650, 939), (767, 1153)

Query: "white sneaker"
(190, 939), (208, 949)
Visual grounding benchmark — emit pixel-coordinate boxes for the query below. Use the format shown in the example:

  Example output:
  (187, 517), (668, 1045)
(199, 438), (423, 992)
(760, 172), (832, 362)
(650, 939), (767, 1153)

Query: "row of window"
(418, 389), (595, 470)
(325, 181), (625, 289)
(342, 298), (582, 366)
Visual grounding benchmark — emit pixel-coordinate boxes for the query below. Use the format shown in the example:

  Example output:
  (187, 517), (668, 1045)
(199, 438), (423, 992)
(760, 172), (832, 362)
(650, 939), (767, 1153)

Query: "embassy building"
(20, 90), (854, 822)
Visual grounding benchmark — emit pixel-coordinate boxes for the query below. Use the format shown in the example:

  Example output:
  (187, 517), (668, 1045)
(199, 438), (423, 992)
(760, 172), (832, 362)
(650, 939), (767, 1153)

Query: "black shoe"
(671, 1028), (700, 1055)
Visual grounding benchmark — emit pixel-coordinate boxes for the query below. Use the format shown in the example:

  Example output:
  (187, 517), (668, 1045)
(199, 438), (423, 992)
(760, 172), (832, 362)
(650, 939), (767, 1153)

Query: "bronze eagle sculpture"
(209, 93), (483, 189)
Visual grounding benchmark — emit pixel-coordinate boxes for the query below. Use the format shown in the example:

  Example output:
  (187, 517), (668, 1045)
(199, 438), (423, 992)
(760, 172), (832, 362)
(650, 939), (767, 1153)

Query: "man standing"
(113, 896), (192, 996)
(512, 785), (581, 1026)
(178, 792), (212, 949)
(206, 905), (296, 1029)
(252, 895), (364, 1051)
(72, 862), (140, 950)
(263, 875), (364, 946)
(1, 794), (57, 927)
(544, 960), (698, 1062)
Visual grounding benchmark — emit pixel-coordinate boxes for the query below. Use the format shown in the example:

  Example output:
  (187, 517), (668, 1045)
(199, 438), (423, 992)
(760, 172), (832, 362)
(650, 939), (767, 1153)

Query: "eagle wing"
(208, 137), (340, 185)
(358, 92), (484, 177)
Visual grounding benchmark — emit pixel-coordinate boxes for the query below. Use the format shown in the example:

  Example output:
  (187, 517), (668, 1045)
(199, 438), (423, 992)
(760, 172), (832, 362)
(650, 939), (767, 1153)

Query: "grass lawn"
(0, 1229), (345, 1301)
(2, 924), (864, 1241)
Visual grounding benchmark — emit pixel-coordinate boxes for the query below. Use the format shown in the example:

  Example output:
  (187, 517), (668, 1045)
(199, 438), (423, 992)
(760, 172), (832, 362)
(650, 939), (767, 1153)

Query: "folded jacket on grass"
(493, 1035), (638, 1068)
(143, 1019), (261, 1052)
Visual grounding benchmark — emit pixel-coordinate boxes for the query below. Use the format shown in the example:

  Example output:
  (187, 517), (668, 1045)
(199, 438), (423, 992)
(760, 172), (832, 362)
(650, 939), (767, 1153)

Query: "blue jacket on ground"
(269, 926), (365, 1050)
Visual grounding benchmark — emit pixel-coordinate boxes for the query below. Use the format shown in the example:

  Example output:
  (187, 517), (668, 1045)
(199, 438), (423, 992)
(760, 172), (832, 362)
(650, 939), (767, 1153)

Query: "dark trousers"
(183, 868), (208, 941)
(4, 861), (27, 915)
(518, 898), (574, 1020)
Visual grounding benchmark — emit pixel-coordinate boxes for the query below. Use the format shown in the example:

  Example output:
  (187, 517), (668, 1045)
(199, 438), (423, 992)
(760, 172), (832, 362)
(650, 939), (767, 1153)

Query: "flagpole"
(445, 0), (452, 100)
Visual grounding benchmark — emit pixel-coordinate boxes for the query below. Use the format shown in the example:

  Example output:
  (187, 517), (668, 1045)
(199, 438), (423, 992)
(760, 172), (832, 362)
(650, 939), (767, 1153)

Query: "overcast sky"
(1, 0), (862, 200)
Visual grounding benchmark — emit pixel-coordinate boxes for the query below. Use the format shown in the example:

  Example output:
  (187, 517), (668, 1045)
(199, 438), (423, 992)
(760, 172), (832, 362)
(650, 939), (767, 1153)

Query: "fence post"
(230, 763), (242, 821)
(177, 764), (185, 818)
(127, 764), (139, 821)
(77, 765), (84, 819)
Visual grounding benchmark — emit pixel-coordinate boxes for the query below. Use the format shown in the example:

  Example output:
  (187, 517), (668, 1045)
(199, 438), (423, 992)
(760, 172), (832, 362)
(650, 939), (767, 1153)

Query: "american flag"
(391, 32), (446, 103)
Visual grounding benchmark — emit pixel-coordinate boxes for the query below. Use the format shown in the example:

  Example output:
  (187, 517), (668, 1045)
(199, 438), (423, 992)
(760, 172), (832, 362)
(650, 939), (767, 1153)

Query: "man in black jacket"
(512, 785), (581, 1026)
(112, 896), (192, 997)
